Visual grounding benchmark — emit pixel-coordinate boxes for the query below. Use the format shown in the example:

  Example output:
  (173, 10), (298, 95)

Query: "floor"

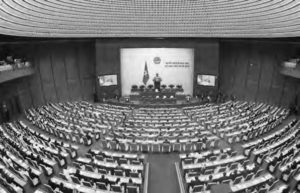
(147, 153), (181, 193)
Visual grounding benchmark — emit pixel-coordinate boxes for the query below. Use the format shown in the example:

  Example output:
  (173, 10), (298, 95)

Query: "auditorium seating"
(0, 119), (80, 193)
(102, 106), (220, 153)
(8, 99), (300, 192)
(35, 148), (146, 193)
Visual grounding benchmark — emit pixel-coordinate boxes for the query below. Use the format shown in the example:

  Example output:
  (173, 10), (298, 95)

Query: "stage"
(106, 97), (202, 107)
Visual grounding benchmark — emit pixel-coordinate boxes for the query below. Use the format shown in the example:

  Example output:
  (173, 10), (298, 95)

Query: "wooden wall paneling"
(247, 44), (263, 101)
(257, 49), (275, 103)
(274, 49), (288, 106)
(281, 77), (297, 107)
(0, 40), (95, 111)
(86, 42), (96, 101)
(51, 44), (69, 102)
(220, 44), (236, 95)
(233, 44), (248, 100)
(65, 44), (81, 101)
(82, 78), (94, 101)
(16, 79), (32, 110)
(77, 42), (95, 101)
(193, 45), (202, 95)
(219, 41), (300, 107)
(28, 45), (46, 106)
(296, 81), (300, 109)
(38, 45), (58, 103)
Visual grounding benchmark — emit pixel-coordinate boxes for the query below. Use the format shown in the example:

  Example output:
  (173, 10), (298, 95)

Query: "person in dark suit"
(153, 73), (162, 91)
(99, 175), (110, 186)
(74, 169), (81, 179)
(189, 176), (202, 190)
(1, 103), (10, 123)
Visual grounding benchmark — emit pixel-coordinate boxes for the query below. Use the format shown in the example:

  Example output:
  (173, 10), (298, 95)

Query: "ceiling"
(0, 0), (299, 38)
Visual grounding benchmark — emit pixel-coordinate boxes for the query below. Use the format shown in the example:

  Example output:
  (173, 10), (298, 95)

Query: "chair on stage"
(147, 84), (154, 90)
(139, 85), (145, 91)
(131, 85), (138, 92)
(176, 85), (183, 92)
(169, 84), (174, 89)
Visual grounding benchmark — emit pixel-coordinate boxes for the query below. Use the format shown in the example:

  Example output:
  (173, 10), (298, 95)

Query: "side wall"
(29, 41), (95, 106)
(220, 41), (300, 107)
(0, 40), (95, 122)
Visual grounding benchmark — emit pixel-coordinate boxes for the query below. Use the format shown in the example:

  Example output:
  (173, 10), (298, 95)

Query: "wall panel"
(220, 41), (299, 107)
(51, 45), (69, 102)
(77, 43), (95, 101)
(0, 40), (95, 120)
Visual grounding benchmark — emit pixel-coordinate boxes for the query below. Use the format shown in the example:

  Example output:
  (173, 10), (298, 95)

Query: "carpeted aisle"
(147, 153), (181, 193)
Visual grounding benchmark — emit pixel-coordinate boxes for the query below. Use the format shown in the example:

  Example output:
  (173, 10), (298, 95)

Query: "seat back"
(96, 182), (107, 190)
(114, 169), (123, 176)
(127, 186), (138, 193)
(43, 184), (55, 193)
(71, 176), (81, 184)
(193, 185), (203, 193)
(111, 185), (122, 192)
(82, 181), (92, 187)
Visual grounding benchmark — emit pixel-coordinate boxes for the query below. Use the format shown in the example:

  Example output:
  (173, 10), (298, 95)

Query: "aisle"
(147, 153), (181, 193)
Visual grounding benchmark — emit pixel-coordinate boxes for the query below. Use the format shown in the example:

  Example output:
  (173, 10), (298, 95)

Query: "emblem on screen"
(153, 57), (161, 64)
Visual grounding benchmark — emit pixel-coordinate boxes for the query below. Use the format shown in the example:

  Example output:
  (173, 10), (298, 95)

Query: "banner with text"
(120, 48), (194, 96)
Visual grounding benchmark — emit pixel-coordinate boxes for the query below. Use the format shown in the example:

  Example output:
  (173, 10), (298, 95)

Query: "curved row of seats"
(25, 103), (103, 146)
(184, 101), (289, 144)
(179, 101), (299, 193)
(100, 103), (220, 153)
(0, 0), (300, 37)
(0, 120), (79, 193)
(25, 101), (219, 153)
(23, 100), (300, 193)
(35, 149), (146, 193)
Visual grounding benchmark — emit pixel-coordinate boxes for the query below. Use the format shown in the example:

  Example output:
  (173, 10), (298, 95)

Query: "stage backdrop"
(120, 48), (194, 96)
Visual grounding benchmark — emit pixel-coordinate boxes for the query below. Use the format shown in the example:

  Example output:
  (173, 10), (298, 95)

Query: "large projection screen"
(121, 48), (194, 96)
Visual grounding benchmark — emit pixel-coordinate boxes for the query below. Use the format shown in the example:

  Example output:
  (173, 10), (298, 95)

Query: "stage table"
(129, 89), (185, 103)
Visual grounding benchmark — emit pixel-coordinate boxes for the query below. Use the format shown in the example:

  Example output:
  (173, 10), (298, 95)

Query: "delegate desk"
(230, 173), (273, 192)
(67, 167), (142, 184)
(50, 176), (116, 193)
(182, 155), (246, 170)
(76, 157), (144, 171)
